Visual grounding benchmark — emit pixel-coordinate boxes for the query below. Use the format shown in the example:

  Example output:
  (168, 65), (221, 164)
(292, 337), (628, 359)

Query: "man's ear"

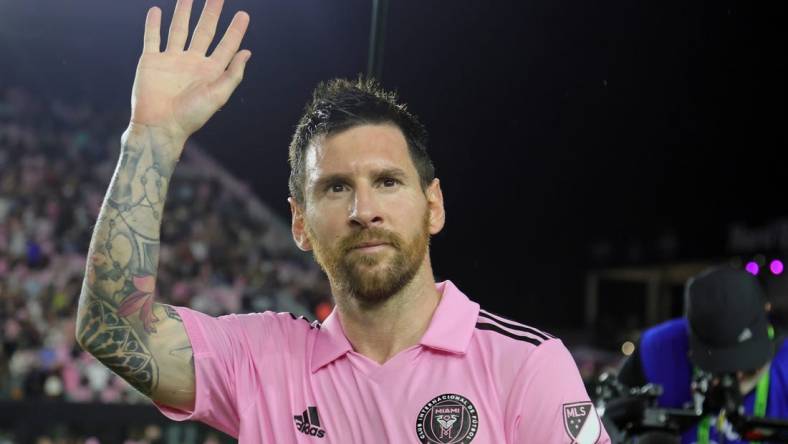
(426, 178), (445, 235)
(289, 197), (313, 251)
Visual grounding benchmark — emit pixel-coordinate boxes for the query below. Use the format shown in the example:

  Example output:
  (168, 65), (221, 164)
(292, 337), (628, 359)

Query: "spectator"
(0, 85), (331, 403)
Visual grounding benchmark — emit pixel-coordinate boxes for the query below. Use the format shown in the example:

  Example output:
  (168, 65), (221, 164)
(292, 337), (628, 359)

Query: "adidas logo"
(294, 406), (327, 438)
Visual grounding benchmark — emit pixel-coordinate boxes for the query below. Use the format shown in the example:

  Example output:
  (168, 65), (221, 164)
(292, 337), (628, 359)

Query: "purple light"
(771, 260), (784, 275)
(745, 262), (760, 275)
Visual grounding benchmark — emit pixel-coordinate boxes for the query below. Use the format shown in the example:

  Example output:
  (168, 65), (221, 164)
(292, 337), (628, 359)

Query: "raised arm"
(75, 0), (251, 410)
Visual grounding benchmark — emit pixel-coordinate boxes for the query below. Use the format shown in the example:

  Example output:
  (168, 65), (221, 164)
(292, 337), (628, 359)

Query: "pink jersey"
(156, 280), (610, 443)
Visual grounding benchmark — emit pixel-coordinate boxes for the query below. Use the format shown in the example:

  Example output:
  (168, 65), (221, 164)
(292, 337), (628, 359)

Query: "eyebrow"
(311, 168), (410, 192)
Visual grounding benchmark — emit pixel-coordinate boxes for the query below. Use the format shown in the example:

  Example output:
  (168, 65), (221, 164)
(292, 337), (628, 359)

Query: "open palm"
(130, 0), (251, 144)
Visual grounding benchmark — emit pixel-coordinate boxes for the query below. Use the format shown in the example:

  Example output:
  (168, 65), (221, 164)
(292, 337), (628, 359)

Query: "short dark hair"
(288, 77), (434, 205)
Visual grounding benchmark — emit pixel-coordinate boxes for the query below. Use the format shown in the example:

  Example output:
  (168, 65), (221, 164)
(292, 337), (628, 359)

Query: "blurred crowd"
(0, 85), (332, 407)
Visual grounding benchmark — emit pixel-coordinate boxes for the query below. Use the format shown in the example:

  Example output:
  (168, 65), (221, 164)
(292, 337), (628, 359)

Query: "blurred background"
(0, 0), (786, 442)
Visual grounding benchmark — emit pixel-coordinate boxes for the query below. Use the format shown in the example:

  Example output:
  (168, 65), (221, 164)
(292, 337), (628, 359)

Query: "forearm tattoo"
(77, 127), (184, 396)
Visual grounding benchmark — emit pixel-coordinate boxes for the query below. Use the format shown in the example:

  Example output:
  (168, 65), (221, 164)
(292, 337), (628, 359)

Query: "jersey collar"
(311, 308), (354, 373)
(310, 280), (480, 373)
(418, 280), (480, 354)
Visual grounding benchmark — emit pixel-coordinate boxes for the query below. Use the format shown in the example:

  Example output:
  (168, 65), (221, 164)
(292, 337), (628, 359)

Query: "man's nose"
(348, 185), (383, 228)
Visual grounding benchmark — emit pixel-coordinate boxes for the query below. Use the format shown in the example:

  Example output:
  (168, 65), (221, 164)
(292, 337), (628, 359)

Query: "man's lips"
(349, 241), (391, 251)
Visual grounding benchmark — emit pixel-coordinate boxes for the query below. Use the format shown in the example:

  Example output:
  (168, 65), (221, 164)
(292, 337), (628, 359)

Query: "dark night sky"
(1, 0), (785, 330)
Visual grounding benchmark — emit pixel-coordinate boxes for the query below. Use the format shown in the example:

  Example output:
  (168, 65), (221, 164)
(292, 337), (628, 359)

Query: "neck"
(333, 259), (441, 365)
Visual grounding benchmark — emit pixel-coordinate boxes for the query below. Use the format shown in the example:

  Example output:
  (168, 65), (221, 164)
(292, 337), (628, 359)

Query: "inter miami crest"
(416, 393), (479, 444)
(563, 401), (601, 444)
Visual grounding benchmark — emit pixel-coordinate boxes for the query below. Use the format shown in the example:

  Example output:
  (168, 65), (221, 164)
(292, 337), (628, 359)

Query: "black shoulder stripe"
(475, 322), (542, 346)
(287, 312), (319, 329)
(478, 311), (553, 340)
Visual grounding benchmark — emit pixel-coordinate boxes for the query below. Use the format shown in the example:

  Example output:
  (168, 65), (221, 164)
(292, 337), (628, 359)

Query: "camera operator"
(617, 267), (788, 443)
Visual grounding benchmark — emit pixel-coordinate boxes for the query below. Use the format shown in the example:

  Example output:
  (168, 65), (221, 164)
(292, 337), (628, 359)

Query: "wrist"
(122, 122), (187, 165)
(124, 121), (187, 145)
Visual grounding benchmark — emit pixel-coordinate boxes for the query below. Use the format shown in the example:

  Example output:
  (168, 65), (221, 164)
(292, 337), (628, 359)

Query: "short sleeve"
(154, 307), (264, 438)
(506, 339), (611, 444)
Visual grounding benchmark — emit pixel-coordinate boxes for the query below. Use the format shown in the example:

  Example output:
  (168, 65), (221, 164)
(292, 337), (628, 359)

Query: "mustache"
(340, 228), (402, 252)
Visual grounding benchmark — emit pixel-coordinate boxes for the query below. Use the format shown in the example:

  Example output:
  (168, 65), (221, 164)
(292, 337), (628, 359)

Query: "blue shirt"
(639, 318), (788, 443)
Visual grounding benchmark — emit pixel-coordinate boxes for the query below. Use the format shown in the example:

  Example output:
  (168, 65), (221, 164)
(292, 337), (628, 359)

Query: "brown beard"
(308, 210), (430, 307)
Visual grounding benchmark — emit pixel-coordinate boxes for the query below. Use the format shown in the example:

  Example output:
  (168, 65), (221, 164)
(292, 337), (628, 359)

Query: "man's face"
(290, 124), (444, 305)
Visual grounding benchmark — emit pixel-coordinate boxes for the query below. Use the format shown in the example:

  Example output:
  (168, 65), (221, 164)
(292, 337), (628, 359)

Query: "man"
(76, 0), (609, 442)
(617, 267), (788, 443)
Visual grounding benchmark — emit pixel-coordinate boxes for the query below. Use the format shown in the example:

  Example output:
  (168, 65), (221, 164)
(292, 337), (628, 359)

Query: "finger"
(210, 11), (250, 68)
(166, 0), (194, 51)
(209, 50), (251, 106)
(142, 7), (162, 53)
(188, 0), (224, 54)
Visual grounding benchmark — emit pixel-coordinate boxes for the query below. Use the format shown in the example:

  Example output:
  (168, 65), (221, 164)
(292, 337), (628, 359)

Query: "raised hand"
(129, 0), (251, 152)
(78, 0), (251, 407)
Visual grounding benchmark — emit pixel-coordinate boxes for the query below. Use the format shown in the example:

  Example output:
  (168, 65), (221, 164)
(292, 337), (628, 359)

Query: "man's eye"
(382, 178), (399, 187)
(329, 183), (346, 193)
